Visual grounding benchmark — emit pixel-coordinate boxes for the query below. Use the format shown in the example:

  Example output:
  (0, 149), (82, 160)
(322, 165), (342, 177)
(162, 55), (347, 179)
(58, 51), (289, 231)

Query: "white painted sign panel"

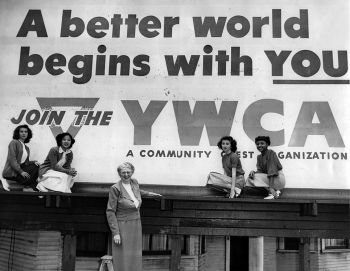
(0, 0), (349, 188)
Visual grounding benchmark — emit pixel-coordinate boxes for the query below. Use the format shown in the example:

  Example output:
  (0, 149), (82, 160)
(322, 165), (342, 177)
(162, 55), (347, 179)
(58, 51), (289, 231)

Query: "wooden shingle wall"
(0, 229), (61, 271)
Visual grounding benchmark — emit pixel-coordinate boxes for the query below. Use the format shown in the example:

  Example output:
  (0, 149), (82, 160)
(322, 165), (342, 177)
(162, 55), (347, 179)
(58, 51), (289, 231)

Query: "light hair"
(117, 162), (135, 174)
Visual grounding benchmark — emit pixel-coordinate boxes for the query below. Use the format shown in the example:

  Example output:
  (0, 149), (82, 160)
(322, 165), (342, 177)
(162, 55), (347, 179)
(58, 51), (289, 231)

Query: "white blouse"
(122, 182), (140, 208)
(19, 140), (28, 164)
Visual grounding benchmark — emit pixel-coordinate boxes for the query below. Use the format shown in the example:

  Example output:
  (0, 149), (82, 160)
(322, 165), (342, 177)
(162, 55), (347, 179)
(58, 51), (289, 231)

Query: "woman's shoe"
(275, 190), (281, 198)
(264, 194), (274, 200)
(234, 187), (241, 197)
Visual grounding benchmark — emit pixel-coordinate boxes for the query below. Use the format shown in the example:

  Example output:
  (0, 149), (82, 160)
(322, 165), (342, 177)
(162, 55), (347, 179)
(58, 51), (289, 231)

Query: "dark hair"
(55, 132), (75, 148)
(217, 136), (237, 152)
(13, 125), (33, 143)
(255, 136), (271, 146)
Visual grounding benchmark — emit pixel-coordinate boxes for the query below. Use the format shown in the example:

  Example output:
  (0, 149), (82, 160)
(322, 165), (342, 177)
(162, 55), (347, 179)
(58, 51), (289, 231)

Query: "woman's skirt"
(6, 162), (39, 189)
(246, 170), (286, 190)
(36, 169), (76, 193)
(112, 217), (142, 271)
(206, 172), (245, 194)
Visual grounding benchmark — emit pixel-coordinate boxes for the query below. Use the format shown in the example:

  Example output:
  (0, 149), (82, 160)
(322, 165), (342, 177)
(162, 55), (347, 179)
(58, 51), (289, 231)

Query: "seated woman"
(2, 125), (39, 190)
(246, 136), (286, 199)
(36, 132), (77, 193)
(208, 136), (245, 198)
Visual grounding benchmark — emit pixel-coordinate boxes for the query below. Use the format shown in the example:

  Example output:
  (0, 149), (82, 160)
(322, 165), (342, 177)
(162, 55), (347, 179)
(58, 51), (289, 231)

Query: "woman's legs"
(267, 172), (286, 198)
(6, 163), (39, 189)
(246, 173), (284, 199)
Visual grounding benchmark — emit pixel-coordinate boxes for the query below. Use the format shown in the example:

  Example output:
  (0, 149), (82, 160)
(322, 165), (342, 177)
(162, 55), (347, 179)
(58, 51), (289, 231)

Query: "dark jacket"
(39, 146), (73, 177)
(106, 179), (142, 236)
(2, 140), (30, 178)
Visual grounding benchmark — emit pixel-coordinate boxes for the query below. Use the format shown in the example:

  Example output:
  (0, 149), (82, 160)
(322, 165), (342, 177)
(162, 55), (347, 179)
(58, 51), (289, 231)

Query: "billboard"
(0, 0), (349, 188)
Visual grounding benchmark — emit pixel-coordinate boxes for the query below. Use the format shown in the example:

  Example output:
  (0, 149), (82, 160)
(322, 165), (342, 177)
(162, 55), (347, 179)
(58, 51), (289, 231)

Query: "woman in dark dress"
(246, 136), (286, 199)
(2, 125), (39, 190)
(106, 162), (161, 271)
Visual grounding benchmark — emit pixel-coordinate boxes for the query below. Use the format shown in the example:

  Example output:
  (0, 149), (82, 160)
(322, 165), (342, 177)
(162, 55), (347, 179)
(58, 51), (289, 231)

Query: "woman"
(2, 125), (39, 190)
(247, 136), (286, 199)
(36, 132), (77, 193)
(217, 136), (245, 198)
(106, 162), (161, 271)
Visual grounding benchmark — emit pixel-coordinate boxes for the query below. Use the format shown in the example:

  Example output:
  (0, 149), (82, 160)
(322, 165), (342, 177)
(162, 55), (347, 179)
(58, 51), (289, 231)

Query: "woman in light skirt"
(246, 136), (286, 199)
(36, 132), (77, 193)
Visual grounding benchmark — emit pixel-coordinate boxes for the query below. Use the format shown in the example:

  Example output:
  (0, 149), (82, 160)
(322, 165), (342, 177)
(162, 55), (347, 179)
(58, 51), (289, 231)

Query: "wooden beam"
(169, 235), (182, 271)
(45, 195), (52, 207)
(62, 233), (76, 271)
(225, 236), (230, 271)
(300, 202), (318, 217)
(160, 198), (173, 211)
(299, 237), (310, 271)
(1, 186), (350, 202)
(249, 237), (264, 271)
(142, 225), (350, 239)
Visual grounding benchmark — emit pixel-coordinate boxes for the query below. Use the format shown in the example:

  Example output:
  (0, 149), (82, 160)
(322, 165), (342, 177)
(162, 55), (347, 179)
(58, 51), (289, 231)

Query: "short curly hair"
(255, 136), (271, 146)
(217, 136), (237, 152)
(13, 125), (33, 143)
(55, 132), (75, 148)
(117, 162), (135, 174)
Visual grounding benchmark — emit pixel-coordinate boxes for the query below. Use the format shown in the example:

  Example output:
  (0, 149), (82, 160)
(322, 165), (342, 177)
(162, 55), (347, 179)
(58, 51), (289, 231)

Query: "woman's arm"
(266, 150), (282, 177)
(249, 156), (263, 178)
(8, 141), (24, 174)
(229, 168), (237, 198)
(140, 189), (162, 197)
(27, 146), (40, 166)
(228, 154), (239, 198)
(256, 156), (263, 173)
(106, 186), (121, 243)
(65, 153), (77, 176)
(47, 148), (70, 174)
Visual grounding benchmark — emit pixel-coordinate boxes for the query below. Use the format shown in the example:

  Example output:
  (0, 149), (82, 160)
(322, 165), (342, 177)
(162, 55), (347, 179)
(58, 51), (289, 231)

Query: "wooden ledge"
(0, 188), (349, 206)
(1, 181), (349, 204)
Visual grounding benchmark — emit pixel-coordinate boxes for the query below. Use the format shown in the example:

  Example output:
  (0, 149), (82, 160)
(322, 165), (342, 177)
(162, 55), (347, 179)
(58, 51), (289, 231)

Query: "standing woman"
(106, 162), (161, 271)
(36, 132), (77, 193)
(2, 125), (39, 190)
(247, 136), (286, 199)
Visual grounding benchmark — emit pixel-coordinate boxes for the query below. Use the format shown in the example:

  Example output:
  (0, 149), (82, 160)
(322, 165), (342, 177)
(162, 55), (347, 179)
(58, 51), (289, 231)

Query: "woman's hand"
(248, 170), (255, 179)
(229, 190), (235, 198)
(68, 168), (77, 177)
(34, 161), (40, 166)
(148, 192), (162, 197)
(113, 234), (121, 245)
(20, 172), (30, 179)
